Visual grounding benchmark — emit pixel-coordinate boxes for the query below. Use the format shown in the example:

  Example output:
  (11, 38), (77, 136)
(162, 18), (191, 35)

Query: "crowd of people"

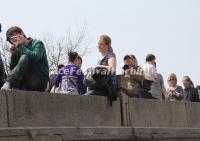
(0, 24), (199, 102)
(123, 54), (200, 102)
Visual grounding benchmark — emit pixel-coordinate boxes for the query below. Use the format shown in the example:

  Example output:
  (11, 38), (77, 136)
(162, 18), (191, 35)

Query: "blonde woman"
(96, 35), (117, 84)
(85, 35), (117, 100)
(166, 73), (183, 101)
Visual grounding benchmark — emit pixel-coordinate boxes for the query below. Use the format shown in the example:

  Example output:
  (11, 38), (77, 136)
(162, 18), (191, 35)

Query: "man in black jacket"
(182, 76), (199, 102)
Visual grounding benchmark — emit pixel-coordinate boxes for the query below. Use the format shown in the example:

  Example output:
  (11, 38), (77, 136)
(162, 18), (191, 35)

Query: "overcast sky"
(0, 0), (200, 87)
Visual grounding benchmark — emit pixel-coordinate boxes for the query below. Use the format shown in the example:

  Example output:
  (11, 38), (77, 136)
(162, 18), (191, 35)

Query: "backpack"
(85, 67), (111, 91)
(85, 67), (117, 105)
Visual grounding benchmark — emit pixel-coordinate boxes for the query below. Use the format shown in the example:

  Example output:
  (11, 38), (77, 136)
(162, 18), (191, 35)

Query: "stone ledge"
(0, 127), (200, 140)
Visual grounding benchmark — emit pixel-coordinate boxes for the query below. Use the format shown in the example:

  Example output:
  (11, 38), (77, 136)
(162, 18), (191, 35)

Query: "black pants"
(8, 55), (48, 91)
(140, 79), (153, 99)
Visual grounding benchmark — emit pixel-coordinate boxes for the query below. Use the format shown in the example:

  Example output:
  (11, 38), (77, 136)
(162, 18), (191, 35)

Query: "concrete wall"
(0, 88), (200, 140)
(5, 90), (121, 127)
(129, 98), (188, 127)
(0, 89), (200, 128)
(120, 93), (200, 128)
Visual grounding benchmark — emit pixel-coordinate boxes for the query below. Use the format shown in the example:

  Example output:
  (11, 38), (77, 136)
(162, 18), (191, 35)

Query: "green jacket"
(10, 38), (49, 79)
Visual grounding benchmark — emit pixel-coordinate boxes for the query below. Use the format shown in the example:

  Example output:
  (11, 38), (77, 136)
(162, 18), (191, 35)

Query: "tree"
(0, 37), (10, 75)
(44, 25), (91, 74)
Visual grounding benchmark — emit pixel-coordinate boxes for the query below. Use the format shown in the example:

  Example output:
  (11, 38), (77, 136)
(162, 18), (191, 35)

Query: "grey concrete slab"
(128, 98), (188, 127)
(0, 127), (200, 141)
(185, 102), (200, 127)
(6, 90), (121, 127)
(0, 91), (8, 127)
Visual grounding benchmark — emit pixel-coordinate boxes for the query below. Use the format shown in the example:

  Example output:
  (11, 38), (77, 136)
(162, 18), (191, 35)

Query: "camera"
(122, 64), (129, 70)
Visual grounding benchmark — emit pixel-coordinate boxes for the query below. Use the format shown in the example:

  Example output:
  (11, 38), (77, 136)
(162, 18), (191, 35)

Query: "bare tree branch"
(0, 37), (10, 75)
(44, 24), (91, 74)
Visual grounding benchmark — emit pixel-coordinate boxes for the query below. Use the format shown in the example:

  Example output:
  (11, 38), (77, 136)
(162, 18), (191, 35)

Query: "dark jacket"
(0, 55), (6, 87)
(184, 86), (199, 102)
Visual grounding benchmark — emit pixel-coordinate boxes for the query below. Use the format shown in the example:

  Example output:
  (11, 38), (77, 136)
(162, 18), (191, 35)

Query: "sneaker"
(1, 82), (11, 90)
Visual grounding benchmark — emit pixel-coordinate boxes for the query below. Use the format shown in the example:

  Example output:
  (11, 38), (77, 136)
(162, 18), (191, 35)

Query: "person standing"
(142, 54), (157, 98)
(150, 62), (168, 100)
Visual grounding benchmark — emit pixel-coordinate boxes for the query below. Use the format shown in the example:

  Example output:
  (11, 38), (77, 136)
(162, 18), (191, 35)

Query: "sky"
(0, 0), (200, 87)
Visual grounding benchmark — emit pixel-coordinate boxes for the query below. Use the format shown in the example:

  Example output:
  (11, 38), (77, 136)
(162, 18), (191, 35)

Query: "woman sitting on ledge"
(85, 35), (117, 101)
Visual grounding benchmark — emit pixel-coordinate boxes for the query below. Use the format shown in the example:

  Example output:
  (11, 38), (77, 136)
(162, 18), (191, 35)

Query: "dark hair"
(124, 55), (131, 61)
(57, 64), (64, 70)
(68, 51), (82, 64)
(6, 26), (26, 43)
(196, 85), (200, 90)
(146, 54), (156, 62)
(77, 56), (82, 64)
(68, 52), (78, 62)
(0, 23), (1, 33)
(124, 54), (136, 61)
(129, 54), (136, 60)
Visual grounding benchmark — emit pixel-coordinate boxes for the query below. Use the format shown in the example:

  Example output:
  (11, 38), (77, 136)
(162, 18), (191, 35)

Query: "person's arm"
(53, 73), (62, 88)
(161, 85), (169, 100)
(173, 86), (184, 100)
(150, 66), (157, 81)
(159, 74), (168, 100)
(77, 69), (86, 94)
(191, 88), (199, 102)
(96, 57), (116, 71)
(195, 89), (199, 102)
(17, 41), (45, 62)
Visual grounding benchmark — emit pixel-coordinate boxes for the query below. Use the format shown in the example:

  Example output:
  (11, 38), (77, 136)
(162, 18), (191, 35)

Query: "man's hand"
(10, 35), (24, 47)
(10, 45), (17, 54)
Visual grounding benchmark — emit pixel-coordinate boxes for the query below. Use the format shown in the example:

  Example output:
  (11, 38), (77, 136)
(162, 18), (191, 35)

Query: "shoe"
(1, 82), (11, 90)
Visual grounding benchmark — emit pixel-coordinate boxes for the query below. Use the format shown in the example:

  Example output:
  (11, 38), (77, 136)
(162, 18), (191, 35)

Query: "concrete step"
(0, 127), (200, 141)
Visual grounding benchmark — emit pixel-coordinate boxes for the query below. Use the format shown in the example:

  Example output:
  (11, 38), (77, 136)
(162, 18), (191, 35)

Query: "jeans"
(8, 55), (48, 91)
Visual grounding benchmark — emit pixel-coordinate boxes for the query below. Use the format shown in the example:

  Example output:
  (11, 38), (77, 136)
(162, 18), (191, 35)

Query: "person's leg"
(8, 54), (31, 89)
(21, 66), (48, 91)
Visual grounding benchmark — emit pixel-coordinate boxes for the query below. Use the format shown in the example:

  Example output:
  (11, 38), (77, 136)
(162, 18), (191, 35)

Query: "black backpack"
(85, 67), (117, 105)
(85, 67), (111, 91)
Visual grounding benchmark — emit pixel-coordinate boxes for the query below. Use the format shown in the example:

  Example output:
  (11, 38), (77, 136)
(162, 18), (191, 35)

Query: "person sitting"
(166, 73), (184, 101)
(85, 35), (117, 101)
(1, 26), (49, 91)
(53, 52), (85, 95)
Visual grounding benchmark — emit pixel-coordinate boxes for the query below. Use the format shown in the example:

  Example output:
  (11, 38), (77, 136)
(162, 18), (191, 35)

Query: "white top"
(142, 62), (157, 81)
